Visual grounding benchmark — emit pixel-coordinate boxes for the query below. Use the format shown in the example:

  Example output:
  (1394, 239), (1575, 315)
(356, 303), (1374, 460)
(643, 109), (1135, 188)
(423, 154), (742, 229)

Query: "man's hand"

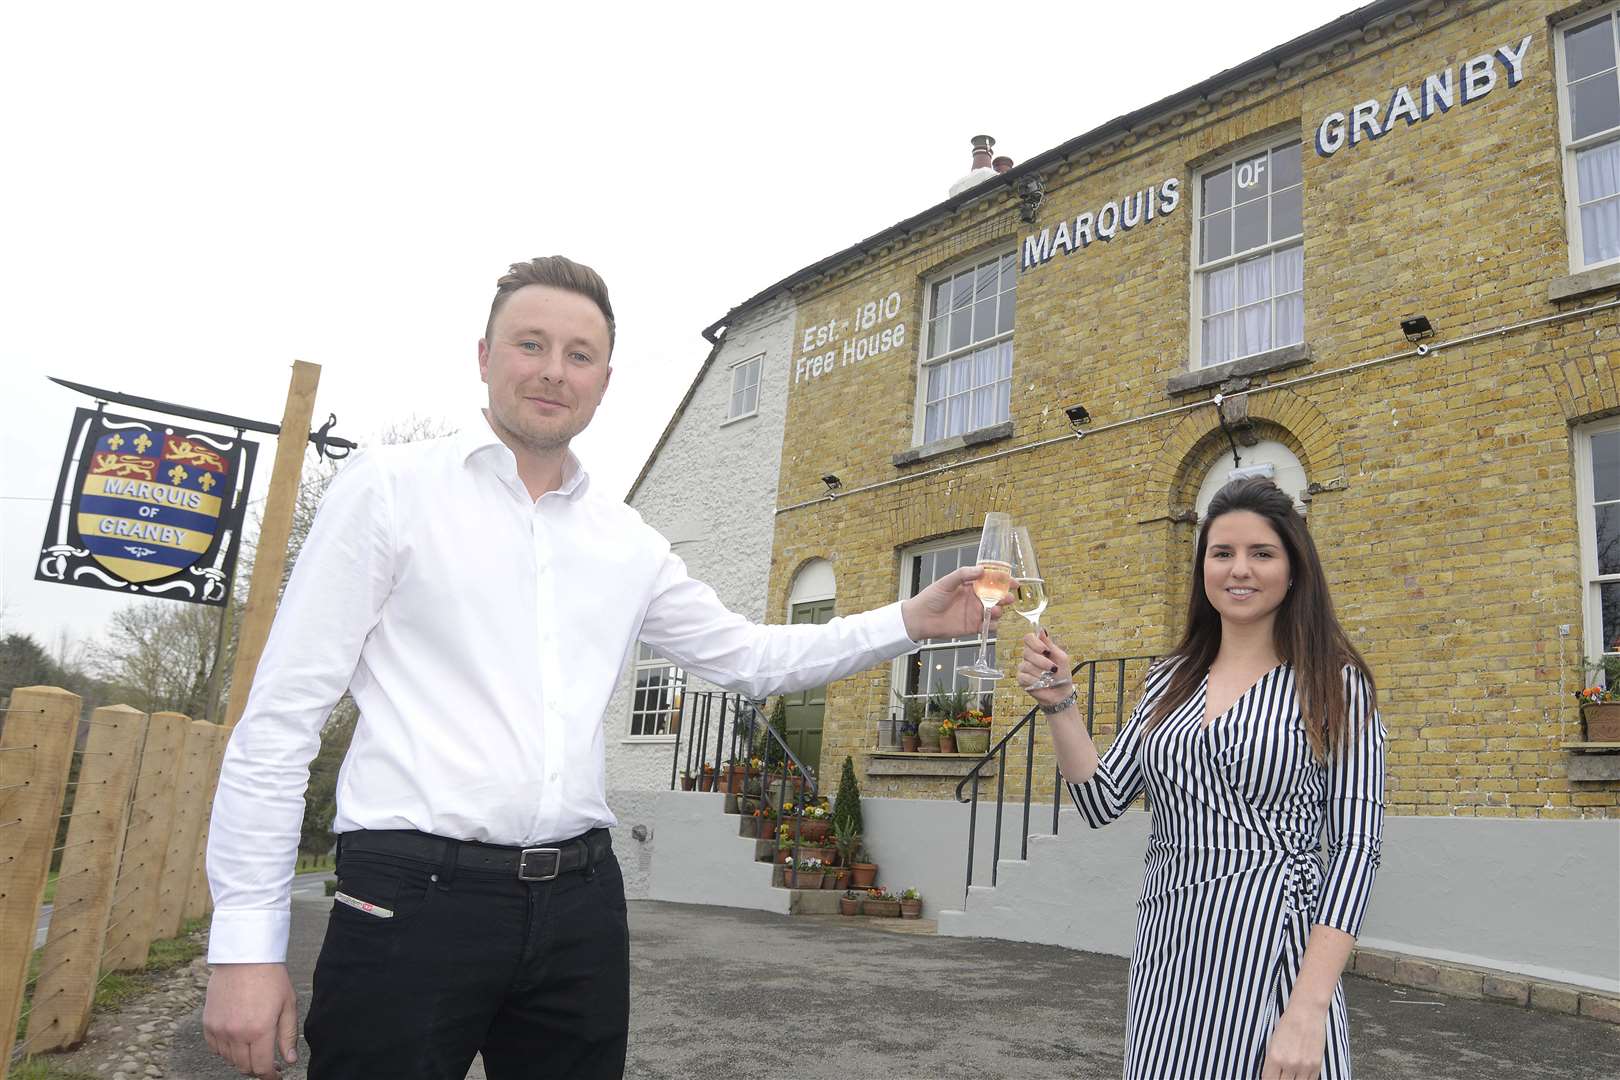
(900, 565), (1010, 642)
(203, 963), (299, 1079)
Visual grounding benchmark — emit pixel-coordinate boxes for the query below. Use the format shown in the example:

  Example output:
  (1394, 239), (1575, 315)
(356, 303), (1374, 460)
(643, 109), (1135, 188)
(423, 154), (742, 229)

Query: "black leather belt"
(339, 827), (612, 882)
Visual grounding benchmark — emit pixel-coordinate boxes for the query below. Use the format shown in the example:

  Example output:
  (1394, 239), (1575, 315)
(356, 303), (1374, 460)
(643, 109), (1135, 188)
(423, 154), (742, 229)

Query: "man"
(202, 256), (1006, 1080)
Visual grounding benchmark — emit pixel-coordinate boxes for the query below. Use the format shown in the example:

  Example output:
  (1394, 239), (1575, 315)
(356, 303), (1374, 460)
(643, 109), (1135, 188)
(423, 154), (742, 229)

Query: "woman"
(1020, 478), (1385, 1080)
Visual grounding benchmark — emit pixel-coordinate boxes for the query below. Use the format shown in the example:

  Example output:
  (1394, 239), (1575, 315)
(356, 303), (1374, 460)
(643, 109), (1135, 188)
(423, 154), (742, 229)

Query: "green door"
(783, 599), (833, 773)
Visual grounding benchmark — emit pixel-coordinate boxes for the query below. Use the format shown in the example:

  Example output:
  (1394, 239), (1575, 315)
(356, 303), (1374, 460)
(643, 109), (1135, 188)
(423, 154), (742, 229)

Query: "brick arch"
(1544, 351), (1620, 423)
(1144, 387), (1345, 517)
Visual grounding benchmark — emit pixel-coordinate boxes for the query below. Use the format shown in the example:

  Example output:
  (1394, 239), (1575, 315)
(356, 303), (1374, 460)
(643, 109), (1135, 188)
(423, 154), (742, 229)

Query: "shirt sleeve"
(1067, 674), (1155, 828)
(638, 549), (917, 700)
(1315, 664), (1387, 937)
(205, 450), (395, 964)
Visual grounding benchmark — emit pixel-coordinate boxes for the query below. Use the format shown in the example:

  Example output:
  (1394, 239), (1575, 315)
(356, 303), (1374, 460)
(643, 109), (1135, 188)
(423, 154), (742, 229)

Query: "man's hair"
(485, 256), (616, 354)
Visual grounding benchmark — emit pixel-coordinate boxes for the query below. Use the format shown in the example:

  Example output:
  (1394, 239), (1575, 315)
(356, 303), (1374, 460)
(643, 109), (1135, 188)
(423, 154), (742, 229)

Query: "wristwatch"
(1037, 689), (1079, 715)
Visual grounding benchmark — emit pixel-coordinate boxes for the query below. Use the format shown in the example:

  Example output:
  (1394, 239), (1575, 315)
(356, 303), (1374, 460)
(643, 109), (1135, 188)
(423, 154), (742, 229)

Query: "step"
(782, 888), (841, 915)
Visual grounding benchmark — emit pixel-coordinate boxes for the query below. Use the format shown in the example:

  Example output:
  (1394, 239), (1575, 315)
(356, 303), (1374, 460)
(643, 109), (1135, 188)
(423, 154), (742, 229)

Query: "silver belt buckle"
(517, 847), (562, 881)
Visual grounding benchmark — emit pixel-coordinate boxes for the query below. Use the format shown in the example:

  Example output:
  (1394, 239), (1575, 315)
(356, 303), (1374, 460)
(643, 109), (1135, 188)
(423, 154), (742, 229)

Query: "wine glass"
(957, 512), (1013, 679)
(1011, 526), (1059, 688)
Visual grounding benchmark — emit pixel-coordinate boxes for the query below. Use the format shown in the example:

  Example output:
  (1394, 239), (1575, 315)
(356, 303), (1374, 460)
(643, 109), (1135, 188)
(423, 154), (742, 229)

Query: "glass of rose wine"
(957, 511), (1013, 679)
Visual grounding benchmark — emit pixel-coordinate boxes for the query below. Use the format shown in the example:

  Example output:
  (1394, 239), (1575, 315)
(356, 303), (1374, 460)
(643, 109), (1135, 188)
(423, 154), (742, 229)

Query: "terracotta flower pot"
(939, 734), (957, 754)
(832, 868), (850, 891)
(798, 819), (830, 843)
(862, 898), (901, 917)
(850, 862), (878, 888)
(680, 775), (696, 791)
(900, 898), (922, 919)
(900, 735), (919, 752)
(839, 896), (860, 916)
(1583, 702), (1620, 742)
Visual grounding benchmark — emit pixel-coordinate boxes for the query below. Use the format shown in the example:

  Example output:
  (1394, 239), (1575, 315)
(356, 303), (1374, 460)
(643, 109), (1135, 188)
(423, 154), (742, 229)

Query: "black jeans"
(303, 832), (629, 1079)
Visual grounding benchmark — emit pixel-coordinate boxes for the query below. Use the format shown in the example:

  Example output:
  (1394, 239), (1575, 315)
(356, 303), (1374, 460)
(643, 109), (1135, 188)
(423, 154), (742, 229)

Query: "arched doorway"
(1194, 438), (1309, 520)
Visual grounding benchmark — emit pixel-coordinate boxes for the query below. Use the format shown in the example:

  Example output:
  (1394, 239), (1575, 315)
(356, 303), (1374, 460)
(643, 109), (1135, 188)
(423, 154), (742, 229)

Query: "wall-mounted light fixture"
(1018, 175), (1046, 223)
(1065, 403), (1092, 435)
(1401, 315), (1434, 354)
(822, 474), (843, 497)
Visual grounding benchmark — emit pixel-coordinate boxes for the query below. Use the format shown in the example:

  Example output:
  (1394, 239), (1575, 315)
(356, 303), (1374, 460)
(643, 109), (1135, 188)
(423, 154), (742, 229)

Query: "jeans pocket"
(331, 854), (435, 926)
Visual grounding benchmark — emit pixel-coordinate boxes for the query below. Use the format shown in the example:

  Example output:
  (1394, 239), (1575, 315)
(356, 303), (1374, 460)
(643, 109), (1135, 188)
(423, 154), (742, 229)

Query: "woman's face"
(1203, 510), (1291, 629)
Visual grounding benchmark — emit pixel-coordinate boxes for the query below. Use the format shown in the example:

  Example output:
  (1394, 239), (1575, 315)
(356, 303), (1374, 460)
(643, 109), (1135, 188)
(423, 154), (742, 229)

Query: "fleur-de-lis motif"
(133, 433), (153, 453)
(198, 473), (216, 492)
(168, 464), (188, 485)
(107, 434), (125, 450)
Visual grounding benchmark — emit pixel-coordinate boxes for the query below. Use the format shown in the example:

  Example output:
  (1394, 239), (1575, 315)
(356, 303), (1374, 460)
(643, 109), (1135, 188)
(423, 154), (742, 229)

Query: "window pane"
(1270, 142), (1303, 190)
(1572, 70), (1620, 141)
(1203, 312), (1233, 365)
(730, 388), (746, 417)
(974, 346), (996, 387)
(1603, 581), (1620, 654)
(952, 271), (974, 310)
(924, 402), (943, 443)
(996, 377), (1011, 422)
(948, 393), (969, 437)
(951, 354), (973, 394)
(1271, 184), (1303, 240)
(950, 308), (972, 351)
(1598, 504), (1620, 575)
(1233, 152), (1269, 203)
(1202, 166), (1232, 213)
(999, 340), (1013, 378)
(1276, 292), (1304, 347)
(638, 641), (655, 661)
(1236, 302), (1271, 357)
(1237, 254), (1271, 306)
(928, 314), (950, 358)
(1578, 140), (1620, 202)
(1582, 197), (1620, 266)
(1201, 210), (1232, 262)
(926, 362), (945, 403)
(1567, 16), (1617, 83)
(1000, 252), (1018, 290)
(973, 298), (997, 344)
(1275, 243), (1304, 294)
(1233, 199), (1269, 255)
(1594, 430), (1620, 501)
(1203, 265), (1236, 314)
(972, 385), (995, 429)
(975, 259), (999, 301)
(741, 384), (758, 415)
(997, 287), (1016, 334)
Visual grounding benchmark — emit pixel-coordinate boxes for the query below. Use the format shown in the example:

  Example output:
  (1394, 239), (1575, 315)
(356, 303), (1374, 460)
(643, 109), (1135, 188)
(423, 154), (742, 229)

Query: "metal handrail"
(953, 655), (1159, 899)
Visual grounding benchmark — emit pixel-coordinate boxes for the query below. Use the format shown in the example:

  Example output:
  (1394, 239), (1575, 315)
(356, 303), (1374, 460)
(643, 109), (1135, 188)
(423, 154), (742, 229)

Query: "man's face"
(478, 284), (613, 456)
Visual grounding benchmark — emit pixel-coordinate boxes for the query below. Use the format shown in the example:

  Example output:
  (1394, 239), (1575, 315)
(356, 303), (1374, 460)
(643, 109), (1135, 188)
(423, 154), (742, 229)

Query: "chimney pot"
(971, 134), (995, 171)
(993, 155), (1013, 174)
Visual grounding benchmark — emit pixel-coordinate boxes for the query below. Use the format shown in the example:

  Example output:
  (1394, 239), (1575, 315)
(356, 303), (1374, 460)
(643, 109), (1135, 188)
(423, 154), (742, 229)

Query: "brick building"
(632, 0), (1619, 995)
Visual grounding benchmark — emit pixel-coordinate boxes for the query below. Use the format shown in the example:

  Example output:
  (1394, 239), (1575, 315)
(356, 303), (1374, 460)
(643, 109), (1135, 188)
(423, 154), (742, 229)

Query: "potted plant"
(679, 770), (696, 791)
(832, 819), (860, 872)
(721, 757), (749, 794)
(862, 887), (900, 917)
(698, 763), (718, 791)
(892, 692), (923, 752)
(797, 800), (832, 843)
(1577, 658), (1620, 741)
(938, 717), (957, 754)
(953, 709), (992, 755)
(899, 887), (923, 919)
(923, 687), (973, 752)
(849, 843), (878, 889)
(839, 889), (862, 916)
(832, 756), (864, 840)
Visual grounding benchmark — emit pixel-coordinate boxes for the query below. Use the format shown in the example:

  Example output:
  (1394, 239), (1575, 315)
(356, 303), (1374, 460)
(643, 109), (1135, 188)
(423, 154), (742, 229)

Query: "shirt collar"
(461, 408), (590, 499)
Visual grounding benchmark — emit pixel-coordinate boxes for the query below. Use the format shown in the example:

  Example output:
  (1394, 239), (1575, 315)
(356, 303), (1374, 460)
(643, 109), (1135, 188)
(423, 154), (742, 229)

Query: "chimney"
(993, 155), (1013, 174)
(971, 135), (995, 171)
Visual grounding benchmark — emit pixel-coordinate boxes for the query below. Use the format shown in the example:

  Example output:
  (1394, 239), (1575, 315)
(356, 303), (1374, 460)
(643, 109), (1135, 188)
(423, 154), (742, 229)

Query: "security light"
(1065, 404), (1092, 434)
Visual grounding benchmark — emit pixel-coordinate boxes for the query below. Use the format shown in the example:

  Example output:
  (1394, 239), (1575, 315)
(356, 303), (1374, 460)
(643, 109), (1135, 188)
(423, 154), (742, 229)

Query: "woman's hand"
(1016, 629), (1073, 708)
(1260, 1001), (1327, 1080)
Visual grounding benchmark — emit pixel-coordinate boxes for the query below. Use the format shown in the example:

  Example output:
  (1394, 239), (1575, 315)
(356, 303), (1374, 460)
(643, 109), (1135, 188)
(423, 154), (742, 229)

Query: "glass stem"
(977, 602), (994, 669)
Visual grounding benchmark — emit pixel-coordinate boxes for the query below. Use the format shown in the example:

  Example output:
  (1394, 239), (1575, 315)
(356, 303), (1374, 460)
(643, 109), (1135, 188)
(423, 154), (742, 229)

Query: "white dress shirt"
(206, 412), (916, 963)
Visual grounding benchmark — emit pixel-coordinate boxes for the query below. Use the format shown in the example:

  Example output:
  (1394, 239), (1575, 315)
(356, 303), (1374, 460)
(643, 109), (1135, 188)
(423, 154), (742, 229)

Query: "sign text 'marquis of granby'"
(36, 408), (256, 605)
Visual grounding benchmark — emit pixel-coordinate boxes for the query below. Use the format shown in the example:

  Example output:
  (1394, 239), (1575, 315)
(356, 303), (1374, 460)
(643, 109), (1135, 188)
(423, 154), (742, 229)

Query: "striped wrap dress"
(1069, 661), (1386, 1080)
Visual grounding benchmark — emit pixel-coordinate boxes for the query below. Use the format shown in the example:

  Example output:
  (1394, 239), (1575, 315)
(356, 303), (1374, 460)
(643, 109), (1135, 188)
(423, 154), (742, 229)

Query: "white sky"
(1, 0), (1362, 656)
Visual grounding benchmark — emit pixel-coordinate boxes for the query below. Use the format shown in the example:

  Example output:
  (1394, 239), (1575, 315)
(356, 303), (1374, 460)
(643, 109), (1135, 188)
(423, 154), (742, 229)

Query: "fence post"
(0, 686), (82, 1069)
(27, 705), (148, 1052)
(151, 719), (214, 942)
(183, 724), (230, 921)
(103, 712), (187, 972)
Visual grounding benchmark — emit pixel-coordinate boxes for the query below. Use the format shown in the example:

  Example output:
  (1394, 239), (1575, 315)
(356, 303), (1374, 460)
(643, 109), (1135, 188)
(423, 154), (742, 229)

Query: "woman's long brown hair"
(1146, 477), (1376, 760)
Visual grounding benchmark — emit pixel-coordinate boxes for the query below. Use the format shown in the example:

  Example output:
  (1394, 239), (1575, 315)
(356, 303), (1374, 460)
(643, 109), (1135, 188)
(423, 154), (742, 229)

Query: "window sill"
(864, 750), (993, 779)
(1166, 343), (1314, 396)
(720, 410), (758, 428)
(1548, 264), (1620, 304)
(621, 735), (678, 745)
(1565, 741), (1620, 781)
(892, 421), (1015, 467)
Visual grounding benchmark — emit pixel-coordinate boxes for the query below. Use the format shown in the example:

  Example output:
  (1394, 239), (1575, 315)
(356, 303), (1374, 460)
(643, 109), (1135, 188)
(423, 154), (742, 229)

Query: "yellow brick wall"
(765, 0), (1620, 817)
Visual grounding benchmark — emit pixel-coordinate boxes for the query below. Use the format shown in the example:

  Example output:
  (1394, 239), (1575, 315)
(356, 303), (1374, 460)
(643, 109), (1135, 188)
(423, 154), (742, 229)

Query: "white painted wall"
(603, 295), (795, 834)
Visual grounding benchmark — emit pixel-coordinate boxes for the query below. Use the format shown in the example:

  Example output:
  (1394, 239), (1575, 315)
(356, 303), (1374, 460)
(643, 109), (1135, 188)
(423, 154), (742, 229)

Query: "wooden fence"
(1, 686), (229, 1075)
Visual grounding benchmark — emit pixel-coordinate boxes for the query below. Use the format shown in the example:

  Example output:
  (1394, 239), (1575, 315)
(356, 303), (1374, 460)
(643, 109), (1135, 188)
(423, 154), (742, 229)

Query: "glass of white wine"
(957, 511), (1013, 679)
(1010, 526), (1057, 688)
